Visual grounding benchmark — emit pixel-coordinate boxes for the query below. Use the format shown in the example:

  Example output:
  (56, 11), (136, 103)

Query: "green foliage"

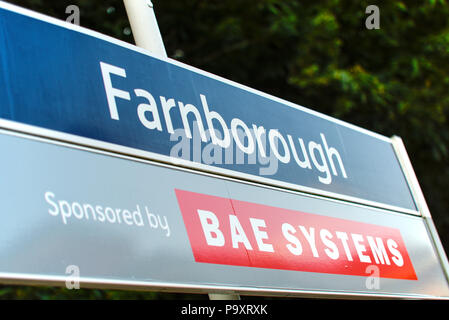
(0, 285), (207, 299)
(2, 0), (449, 298)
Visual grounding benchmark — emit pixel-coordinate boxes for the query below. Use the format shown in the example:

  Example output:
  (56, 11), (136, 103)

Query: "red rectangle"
(175, 189), (417, 280)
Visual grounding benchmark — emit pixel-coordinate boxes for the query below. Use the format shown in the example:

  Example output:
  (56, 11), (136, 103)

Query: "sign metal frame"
(391, 136), (449, 284)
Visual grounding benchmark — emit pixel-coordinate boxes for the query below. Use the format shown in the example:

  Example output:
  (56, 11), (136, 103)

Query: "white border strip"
(0, 124), (420, 219)
(0, 1), (418, 215)
(391, 136), (430, 218)
(0, 118), (419, 216)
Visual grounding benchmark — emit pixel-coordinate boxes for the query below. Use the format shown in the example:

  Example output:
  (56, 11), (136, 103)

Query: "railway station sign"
(0, 2), (448, 298)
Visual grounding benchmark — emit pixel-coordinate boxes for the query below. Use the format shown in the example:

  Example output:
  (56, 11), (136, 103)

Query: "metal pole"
(123, 0), (167, 58)
(122, 0), (238, 300)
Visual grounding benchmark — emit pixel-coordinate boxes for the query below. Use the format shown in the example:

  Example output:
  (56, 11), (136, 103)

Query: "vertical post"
(123, 0), (167, 58)
(391, 136), (449, 282)
(123, 0), (238, 300)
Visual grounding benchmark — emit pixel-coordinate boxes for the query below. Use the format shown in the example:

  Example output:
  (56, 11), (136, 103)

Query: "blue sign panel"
(0, 3), (416, 212)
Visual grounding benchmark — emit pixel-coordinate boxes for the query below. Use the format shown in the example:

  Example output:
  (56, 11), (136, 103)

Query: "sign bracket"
(391, 136), (449, 285)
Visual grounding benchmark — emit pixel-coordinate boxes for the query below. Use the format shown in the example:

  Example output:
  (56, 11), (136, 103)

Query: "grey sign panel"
(0, 129), (447, 298)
